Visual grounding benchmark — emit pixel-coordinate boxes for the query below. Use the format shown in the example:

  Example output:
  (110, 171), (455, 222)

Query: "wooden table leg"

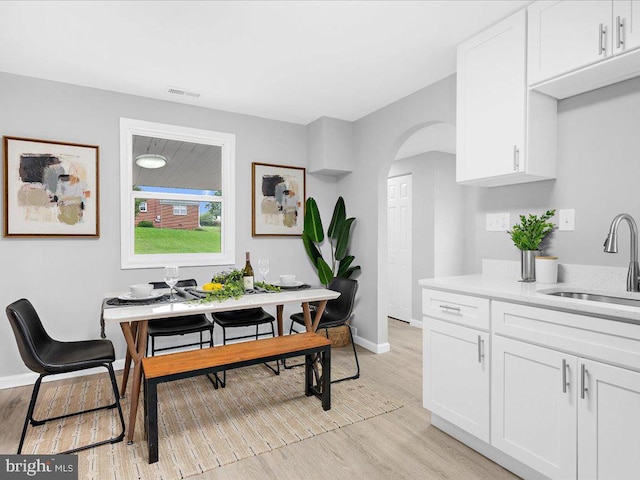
(120, 320), (148, 444)
(302, 300), (329, 387)
(276, 304), (284, 336)
(120, 322), (139, 397)
(302, 300), (327, 333)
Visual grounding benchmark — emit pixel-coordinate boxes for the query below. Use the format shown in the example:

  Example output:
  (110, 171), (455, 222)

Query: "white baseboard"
(353, 334), (390, 354)
(0, 359), (127, 390)
(409, 318), (423, 329)
(0, 333), (394, 389)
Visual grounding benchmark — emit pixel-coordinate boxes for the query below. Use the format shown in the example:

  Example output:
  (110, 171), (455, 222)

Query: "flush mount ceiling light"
(135, 153), (167, 169)
(135, 137), (167, 169)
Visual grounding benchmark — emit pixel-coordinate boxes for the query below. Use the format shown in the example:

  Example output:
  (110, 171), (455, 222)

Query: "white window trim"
(120, 118), (236, 269)
(173, 205), (187, 216)
(139, 201), (147, 213)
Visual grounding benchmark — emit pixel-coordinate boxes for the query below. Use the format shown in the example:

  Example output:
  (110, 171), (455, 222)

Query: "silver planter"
(520, 250), (540, 282)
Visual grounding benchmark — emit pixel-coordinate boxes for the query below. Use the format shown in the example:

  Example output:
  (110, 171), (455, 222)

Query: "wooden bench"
(141, 332), (332, 464)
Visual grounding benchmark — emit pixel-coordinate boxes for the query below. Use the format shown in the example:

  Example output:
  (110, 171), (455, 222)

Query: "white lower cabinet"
(493, 335), (640, 480)
(422, 288), (640, 480)
(492, 336), (577, 479)
(424, 318), (490, 442)
(578, 359), (640, 480)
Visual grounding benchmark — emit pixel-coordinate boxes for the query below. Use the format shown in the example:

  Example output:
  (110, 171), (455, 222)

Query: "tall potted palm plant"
(302, 196), (361, 286)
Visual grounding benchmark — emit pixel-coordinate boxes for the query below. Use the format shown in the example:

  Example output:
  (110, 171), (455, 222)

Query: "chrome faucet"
(604, 213), (640, 292)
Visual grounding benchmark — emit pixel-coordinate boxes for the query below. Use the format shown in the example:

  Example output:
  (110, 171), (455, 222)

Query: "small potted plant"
(508, 209), (556, 282)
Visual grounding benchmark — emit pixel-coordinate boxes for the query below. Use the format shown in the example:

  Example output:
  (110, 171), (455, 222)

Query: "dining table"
(100, 286), (341, 444)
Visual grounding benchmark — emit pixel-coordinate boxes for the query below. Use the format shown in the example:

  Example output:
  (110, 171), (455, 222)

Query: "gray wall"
(0, 72), (337, 379)
(339, 75), (456, 347)
(464, 76), (640, 273)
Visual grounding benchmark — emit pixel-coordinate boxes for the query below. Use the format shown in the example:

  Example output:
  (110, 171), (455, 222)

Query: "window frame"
(120, 118), (236, 269)
(172, 204), (187, 216)
(139, 201), (148, 213)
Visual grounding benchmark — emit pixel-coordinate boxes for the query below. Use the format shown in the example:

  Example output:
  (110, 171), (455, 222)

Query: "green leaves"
(508, 209), (556, 250)
(335, 217), (355, 261)
(327, 196), (346, 239)
(317, 257), (334, 286)
(303, 197), (324, 243)
(302, 232), (322, 268)
(301, 196), (360, 286)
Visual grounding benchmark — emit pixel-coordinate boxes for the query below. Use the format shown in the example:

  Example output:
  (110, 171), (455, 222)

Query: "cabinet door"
(424, 318), (490, 442)
(528, 0), (612, 85)
(578, 359), (640, 480)
(492, 336), (577, 479)
(613, 0), (640, 54)
(456, 10), (526, 183)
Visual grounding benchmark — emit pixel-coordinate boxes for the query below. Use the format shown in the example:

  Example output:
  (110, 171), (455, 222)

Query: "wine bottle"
(243, 252), (254, 290)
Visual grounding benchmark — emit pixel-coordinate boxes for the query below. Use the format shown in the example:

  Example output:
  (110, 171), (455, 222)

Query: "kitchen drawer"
(422, 289), (490, 330)
(492, 301), (640, 371)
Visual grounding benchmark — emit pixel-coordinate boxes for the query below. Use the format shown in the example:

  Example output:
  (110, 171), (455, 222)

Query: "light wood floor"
(0, 320), (520, 479)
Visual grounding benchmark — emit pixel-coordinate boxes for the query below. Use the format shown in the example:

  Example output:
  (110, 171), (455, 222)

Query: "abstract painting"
(3, 136), (99, 237)
(252, 162), (305, 236)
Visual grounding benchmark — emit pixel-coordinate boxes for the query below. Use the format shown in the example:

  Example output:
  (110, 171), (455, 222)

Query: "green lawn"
(135, 226), (221, 254)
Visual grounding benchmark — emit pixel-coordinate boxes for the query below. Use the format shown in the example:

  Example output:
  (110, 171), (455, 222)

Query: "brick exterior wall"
(136, 199), (200, 230)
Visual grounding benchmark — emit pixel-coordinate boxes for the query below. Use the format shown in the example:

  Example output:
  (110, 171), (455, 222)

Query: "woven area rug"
(21, 364), (402, 479)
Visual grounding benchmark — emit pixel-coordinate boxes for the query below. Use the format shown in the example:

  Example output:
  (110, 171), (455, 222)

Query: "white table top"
(103, 288), (340, 324)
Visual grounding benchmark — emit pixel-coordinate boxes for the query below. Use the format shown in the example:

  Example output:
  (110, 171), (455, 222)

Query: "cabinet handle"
(513, 145), (520, 171)
(617, 16), (624, 49)
(477, 335), (485, 363)
(581, 363), (589, 399)
(599, 23), (607, 55)
(562, 359), (570, 393)
(438, 304), (461, 314)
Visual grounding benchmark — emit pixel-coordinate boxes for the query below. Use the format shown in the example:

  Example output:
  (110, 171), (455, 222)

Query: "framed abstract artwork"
(3, 136), (100, 237)
(252, 162), (305, 236)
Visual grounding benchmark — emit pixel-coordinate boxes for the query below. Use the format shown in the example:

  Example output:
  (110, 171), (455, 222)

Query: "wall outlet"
(486, 212), (510, 232)
(559, 209), (575, 231)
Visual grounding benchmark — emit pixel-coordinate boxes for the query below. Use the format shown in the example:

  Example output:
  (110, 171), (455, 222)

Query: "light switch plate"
(486, 212), (510, 232)
(559, 209), (575, 231)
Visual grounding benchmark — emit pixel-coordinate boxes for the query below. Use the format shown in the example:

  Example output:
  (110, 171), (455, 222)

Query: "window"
(120, 118), (236, 269)
(173, 205), (187, 216)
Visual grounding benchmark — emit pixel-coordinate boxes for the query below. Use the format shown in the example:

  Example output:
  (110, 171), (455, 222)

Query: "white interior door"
(387, 174), (412, 322)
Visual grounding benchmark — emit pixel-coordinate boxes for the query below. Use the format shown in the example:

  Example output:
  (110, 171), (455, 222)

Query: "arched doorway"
(380, 121), (463, 339)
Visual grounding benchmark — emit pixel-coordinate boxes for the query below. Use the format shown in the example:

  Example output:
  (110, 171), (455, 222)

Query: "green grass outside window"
(134, 226), (221, 254)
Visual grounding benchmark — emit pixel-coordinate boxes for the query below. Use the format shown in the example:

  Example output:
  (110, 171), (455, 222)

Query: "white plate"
(270, 280), (304, 288)
(117, 292), (164, 301)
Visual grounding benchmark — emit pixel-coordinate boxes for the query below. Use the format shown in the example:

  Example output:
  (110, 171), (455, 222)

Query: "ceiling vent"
(166, 86), (201, 98)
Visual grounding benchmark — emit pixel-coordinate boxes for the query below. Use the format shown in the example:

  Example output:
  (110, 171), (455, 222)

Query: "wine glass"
(258, 258), (270, 283)
(163, 266), (180, 302)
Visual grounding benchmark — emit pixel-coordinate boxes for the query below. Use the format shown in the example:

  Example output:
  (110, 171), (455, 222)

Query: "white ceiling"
(0, 1), (531, 125)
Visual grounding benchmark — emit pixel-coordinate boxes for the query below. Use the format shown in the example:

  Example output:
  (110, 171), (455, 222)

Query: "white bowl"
(130, 284), (154, 298)
(279, 274), (296, 286)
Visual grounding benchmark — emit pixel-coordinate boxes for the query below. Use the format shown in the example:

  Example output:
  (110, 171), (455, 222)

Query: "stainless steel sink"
(545, 291), (640, 307)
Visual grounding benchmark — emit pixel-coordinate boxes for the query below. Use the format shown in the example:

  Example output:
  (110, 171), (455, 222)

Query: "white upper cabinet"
(456, 10), (557, 187)
(528, 0), (612, 85)
(529, 0), (640, 98)
(614, 0), (640, 54)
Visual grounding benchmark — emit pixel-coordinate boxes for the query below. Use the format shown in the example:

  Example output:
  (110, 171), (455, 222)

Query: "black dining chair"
(288, 277), (360, 383)
(6, 298), (126, 454)
(147, 279), (214, 356)
(210, 307), (280, 387)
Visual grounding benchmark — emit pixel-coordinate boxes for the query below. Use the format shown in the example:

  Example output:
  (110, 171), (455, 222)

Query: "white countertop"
(419, 274), (640, 324)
